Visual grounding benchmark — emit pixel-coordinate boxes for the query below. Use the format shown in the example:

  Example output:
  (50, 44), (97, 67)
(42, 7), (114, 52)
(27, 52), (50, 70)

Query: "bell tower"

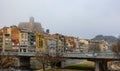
(30, 17), (34, 23)
(29, 17), (34, 31)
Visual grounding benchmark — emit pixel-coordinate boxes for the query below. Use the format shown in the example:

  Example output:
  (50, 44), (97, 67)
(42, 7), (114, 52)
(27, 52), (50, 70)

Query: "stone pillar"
(17, 57), (31, 68)
(95, 60), (108, 71)
(30, 57), (42, 69)
(55, 61), (63, 68)
(95, 61), (100, 71)
(102, 60), (108, 71)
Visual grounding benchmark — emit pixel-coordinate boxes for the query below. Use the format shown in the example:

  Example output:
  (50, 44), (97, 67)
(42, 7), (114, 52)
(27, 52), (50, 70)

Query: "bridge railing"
(63, 52), (117, 58)
(0, 51), (118, 59)
(0, 52), (36, 56)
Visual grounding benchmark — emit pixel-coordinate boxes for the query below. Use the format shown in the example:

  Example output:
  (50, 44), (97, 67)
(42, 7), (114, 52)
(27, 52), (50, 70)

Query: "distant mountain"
(92, 35), (118, 43)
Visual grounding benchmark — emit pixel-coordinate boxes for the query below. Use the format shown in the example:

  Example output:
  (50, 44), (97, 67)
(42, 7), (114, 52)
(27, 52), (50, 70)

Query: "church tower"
(29, 17), (34, 31)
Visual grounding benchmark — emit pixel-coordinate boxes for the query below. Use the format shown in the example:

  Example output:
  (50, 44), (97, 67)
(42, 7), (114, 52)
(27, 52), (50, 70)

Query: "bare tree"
(36, 52), (49, 71)
(47, 52), (63, 71)
(110, 37), (120, 71)
(36, 50), (63, 71)
(111, 38), (120, 58)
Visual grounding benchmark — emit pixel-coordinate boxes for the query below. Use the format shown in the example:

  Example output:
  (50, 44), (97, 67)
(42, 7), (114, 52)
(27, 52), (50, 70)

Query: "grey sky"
(0, 0), (120, 39)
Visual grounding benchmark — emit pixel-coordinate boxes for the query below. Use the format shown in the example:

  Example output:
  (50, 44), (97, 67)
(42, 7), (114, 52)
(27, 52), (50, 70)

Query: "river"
(1, 68), (93, 71)
(45, 69), (93, 71)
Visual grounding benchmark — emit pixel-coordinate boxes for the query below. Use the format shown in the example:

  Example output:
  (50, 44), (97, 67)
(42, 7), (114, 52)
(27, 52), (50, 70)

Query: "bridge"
(1, 51), (120, 71)
(1, 51), (119, 60)
(63, 52), (119, 60)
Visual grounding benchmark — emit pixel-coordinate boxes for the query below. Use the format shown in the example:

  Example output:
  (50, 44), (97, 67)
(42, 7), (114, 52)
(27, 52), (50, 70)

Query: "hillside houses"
(0, 18), (110, 54)
(0, 26), (110, 54)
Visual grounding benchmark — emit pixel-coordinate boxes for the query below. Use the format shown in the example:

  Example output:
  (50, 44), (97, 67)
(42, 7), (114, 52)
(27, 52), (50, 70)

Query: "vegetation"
(64, 61), (94, 70)
(65, 64), (94, 70)
(111, 37), (120, 57)
(0, 55), (14, 68)
(36, 52), (48, 71)
(47, 69), (91, 71)
(36, 51), (63, 71)
(93, 35), (118, 43)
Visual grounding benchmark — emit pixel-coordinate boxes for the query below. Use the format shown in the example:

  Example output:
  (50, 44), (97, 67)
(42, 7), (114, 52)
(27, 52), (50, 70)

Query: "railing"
(63, 52), (117, 58)
(0, 51), (118, 59)
(0, 52), (36, 56)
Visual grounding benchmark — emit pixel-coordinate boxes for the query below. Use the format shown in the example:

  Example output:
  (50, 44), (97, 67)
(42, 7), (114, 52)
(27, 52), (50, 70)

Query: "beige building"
(19, 30), (28, 52)
(79, 39), (89, 52)
(18, 17), (44, 33)
(0, 27), (12, 52)
(89, 40), (107, 52)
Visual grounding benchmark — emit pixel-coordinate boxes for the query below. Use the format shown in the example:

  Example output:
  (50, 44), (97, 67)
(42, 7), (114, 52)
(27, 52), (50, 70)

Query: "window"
(0, 39), (2, 42)
(5, 43), (9, 45)
(21, 34), (24, 38)
(25, 34), (27, 39)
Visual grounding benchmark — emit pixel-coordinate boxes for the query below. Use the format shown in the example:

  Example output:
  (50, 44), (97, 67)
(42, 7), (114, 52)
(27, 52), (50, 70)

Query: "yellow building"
(36, 33), (45, 52)
(98, 41), (107, 52)
(79, 39), (89, 45)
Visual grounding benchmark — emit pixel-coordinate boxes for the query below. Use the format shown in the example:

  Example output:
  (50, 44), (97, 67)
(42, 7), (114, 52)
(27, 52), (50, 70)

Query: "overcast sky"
(0, 0), (120, 39)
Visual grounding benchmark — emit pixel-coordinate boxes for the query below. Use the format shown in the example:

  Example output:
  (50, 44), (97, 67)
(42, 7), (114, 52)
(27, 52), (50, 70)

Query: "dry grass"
(78, 61), (95, 66)
(64, 61), (94, 70)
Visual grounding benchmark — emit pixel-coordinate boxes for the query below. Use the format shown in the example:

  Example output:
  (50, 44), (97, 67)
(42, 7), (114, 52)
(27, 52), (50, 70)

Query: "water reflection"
(1, 68), (34, 71)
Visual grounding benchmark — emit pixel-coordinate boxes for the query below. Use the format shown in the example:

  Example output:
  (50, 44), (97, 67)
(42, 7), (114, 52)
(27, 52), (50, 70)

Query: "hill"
(92, 35), (118, 43)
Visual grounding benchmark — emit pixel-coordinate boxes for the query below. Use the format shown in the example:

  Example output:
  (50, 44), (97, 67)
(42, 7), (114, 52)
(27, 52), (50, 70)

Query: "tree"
(36, 52), (48, 71)
(0, 53), (15, 70)
(36, 50), (63, 71)
(111, 38), (120, 58)
(110, 37), (120, 71)
(47, 52), (63, 71)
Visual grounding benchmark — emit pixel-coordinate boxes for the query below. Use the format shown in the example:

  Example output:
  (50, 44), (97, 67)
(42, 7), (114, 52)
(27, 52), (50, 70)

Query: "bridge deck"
(0, 52), (119, 60)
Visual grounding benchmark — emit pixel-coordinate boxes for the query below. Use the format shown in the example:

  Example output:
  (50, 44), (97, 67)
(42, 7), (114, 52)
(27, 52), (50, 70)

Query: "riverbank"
(46, 69), (92, 71)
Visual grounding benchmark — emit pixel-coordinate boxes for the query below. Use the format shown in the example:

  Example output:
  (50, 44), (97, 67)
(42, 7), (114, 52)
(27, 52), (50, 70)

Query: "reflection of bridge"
(1, 52), (120, 71)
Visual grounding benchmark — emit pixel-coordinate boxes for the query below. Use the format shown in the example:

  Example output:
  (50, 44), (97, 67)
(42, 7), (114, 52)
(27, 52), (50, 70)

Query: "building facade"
(19, 30), (28, 52)
(28, 32), (36, 52)
(11, 26), (20, 52)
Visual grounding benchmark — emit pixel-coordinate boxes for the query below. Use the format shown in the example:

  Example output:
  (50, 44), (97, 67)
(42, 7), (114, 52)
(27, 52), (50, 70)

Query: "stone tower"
(29, 17), (34, 31)
(18, 17), (44, 33)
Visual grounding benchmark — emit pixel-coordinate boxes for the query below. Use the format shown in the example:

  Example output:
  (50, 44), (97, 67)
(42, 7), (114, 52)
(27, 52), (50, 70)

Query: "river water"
(1, 68), (92, 71)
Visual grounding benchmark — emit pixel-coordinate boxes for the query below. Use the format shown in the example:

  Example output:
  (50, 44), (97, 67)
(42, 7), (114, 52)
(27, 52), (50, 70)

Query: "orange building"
(65, 36), (76, 52)
(11, 26), (20, 52)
